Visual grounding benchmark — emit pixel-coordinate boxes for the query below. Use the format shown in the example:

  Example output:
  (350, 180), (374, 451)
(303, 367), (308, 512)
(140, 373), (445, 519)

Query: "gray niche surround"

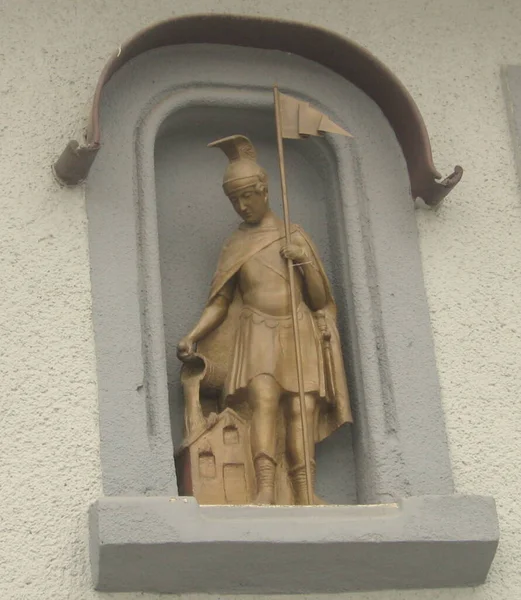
(86, 44), (498, 593)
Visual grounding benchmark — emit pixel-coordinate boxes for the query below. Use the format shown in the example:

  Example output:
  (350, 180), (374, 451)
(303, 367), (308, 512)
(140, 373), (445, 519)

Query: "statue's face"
(228, 185), (268, 224)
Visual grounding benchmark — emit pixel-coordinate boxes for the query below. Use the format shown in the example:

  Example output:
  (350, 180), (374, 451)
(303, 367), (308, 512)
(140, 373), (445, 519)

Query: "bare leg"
(247, 374), (282, 504)
(285, 393), (319, 505)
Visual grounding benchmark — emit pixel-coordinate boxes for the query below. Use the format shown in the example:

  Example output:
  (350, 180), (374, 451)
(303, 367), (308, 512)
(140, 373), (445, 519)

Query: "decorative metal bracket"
(53, 14), (462, 206)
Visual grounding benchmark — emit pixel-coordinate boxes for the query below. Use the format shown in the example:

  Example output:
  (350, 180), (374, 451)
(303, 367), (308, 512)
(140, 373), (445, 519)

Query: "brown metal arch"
(53, 13), (462, 205)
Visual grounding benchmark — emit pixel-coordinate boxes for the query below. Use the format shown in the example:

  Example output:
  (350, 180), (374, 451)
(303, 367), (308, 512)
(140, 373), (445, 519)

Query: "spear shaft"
(273, 86), (313, 505)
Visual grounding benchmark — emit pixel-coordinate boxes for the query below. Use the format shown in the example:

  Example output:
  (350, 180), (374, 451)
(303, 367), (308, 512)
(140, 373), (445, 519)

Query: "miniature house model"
(176, 408), (255, 505)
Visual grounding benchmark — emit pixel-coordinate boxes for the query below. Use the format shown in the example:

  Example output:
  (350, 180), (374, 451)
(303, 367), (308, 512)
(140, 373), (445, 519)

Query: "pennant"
(278, 92), (352, 139)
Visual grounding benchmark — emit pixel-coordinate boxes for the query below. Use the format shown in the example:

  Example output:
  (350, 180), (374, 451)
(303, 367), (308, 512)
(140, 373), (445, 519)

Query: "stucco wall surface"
(0, 1), (520, 599)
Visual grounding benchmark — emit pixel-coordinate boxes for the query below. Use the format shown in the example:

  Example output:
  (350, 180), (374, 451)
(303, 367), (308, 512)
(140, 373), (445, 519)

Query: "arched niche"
(82, 23), (496, 596)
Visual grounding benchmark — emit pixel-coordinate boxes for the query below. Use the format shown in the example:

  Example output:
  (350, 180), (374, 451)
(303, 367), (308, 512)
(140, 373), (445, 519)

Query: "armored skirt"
(224, 303), (326, 398)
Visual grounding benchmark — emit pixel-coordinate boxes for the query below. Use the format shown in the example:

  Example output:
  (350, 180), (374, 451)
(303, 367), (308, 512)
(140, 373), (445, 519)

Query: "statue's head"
(208, 135), (269, 225)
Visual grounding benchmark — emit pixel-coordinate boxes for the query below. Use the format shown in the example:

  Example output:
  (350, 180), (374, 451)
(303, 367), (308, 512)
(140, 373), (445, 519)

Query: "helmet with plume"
(208, 135), (267, 196)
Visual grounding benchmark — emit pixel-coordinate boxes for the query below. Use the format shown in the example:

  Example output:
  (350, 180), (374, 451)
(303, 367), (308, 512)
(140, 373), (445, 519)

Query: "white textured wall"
(1, 0), (520, 598)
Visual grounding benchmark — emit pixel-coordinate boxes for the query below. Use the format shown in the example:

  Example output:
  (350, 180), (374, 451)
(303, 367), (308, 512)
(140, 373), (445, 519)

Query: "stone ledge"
(90, 494), (498, 593)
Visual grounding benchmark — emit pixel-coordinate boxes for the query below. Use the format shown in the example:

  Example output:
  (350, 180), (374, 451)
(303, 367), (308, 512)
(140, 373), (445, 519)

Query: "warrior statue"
(177, 135), (352, 505)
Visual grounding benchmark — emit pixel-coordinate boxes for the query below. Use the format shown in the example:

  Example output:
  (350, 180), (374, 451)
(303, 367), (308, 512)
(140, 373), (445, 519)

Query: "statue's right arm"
(177, 277), (235, 360)
(188, 294), (231, 343)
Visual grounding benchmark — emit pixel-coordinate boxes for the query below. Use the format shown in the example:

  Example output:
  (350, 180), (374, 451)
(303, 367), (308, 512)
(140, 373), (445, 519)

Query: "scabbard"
(323, 340), (337, 400)
(314, 310), (337, 401)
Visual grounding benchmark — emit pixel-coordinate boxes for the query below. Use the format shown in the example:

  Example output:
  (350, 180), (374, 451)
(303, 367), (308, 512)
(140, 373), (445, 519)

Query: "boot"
(253, 453), (276, 505)
(289, 460), (325, 505)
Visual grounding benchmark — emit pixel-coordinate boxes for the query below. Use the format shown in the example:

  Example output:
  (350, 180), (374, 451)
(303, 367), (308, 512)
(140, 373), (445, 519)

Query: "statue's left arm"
(280, 231), (327, 311)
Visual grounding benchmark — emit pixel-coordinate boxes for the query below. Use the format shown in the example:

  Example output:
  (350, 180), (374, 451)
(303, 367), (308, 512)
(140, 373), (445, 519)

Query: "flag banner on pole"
(278, 92), (353, 140)
(271, 86), (353, 504)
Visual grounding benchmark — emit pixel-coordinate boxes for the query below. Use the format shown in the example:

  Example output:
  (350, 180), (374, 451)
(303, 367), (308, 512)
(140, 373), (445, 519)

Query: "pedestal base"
(89, 494), (498, 594)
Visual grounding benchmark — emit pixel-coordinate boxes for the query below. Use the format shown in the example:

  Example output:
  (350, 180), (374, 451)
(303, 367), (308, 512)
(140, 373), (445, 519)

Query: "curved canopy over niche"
(54, 13), (462, 205)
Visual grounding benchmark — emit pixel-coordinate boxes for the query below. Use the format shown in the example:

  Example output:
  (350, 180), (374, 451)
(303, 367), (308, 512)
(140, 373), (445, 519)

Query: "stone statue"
(176, 134), (352, 506)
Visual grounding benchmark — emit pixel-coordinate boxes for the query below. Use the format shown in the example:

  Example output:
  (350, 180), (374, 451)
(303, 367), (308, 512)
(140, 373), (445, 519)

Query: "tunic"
(221, 235), (325, 397)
